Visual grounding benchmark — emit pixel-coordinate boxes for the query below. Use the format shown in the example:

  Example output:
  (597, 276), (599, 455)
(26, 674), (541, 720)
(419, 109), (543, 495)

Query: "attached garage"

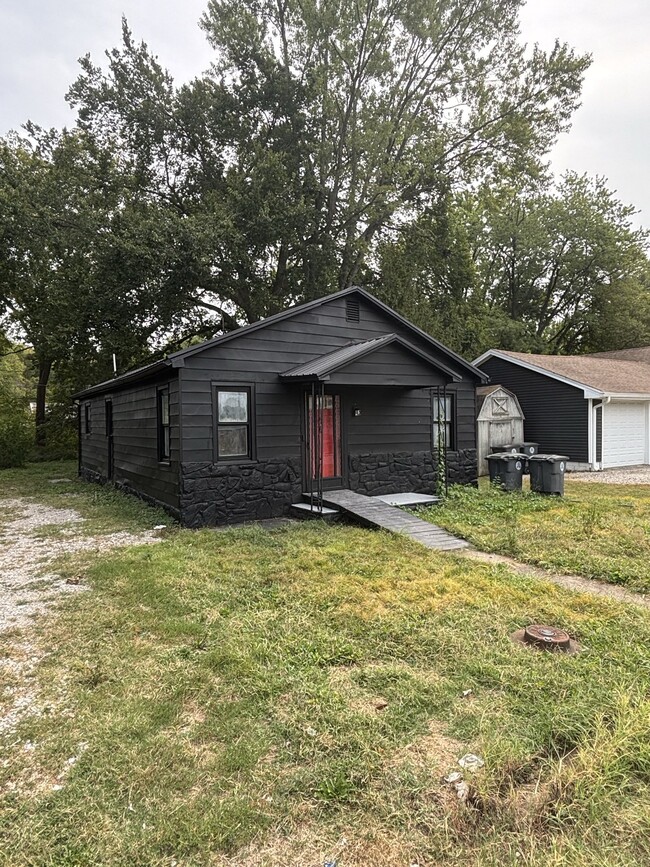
(602, 401), (649, 468)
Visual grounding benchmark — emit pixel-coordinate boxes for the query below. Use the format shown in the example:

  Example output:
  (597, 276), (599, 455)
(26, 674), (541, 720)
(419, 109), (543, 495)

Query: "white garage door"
(603, 402), (648, 468)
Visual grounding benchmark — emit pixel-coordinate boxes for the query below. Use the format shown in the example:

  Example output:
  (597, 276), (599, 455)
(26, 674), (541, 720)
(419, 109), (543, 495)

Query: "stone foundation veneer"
(180, 458), (303, 527)
(348, 449), (477, 495)
(180, 450), (477, 527)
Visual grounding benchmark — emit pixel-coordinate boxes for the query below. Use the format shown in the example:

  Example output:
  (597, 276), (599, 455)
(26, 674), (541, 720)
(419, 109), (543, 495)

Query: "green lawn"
(2, 463), (650, 865)
(425, 480), (650, 593)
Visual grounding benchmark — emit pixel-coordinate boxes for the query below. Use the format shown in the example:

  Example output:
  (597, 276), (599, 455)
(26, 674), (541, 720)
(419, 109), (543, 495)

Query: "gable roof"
(75, 287), (486, 398)
(588, 345), (650, 364)
(280, 333), (461, 381)
(474, 349), (650, 398)
(476, 383), (524, 418)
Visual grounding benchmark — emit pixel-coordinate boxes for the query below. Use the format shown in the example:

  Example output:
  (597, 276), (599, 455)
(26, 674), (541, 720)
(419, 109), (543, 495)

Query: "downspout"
(599, 396), (611, 471)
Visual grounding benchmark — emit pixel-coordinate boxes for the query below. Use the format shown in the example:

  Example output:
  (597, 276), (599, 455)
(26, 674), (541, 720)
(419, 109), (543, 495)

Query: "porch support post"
(309, 382), (315, 511)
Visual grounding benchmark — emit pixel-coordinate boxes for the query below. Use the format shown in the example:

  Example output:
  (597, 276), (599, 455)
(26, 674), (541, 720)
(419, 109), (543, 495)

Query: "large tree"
(464, 173), (650, 353)
(0, 129), (208, 443)
(67, 3), (589, 323)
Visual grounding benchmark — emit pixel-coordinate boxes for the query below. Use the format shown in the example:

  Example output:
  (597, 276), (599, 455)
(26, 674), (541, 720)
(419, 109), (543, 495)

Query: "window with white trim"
(433, 394), (455, 450)
(214, 386), (253, 461)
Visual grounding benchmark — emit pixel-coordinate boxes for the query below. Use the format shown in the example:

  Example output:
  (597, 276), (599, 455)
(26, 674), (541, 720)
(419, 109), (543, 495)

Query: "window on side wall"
(84, 403), (92, 435)
(157, 386), (171, 462)
(433, 393), (455, 450)
(213, 386), (253, 461)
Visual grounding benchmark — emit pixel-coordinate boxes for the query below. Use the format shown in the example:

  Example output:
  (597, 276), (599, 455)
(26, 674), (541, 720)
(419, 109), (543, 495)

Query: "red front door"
(306, 393), (343, 484)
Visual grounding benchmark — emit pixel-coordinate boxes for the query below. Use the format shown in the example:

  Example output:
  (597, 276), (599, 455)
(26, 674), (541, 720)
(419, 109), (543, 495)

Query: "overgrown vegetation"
(0, 348), (32, 467)
(2, 463), (650, 865)
(427, 480), (650, 592)
(0, 459), (170, 533)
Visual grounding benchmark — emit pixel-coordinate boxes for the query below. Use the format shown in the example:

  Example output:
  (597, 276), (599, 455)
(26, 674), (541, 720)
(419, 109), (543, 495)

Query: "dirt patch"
(328, 665), (391, 715)
(213, 824), (423, 867)
(0, 497), (162, 741)
(389, 719), (465, 777)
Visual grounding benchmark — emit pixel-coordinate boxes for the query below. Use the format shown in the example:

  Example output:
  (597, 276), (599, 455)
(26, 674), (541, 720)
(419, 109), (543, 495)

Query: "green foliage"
(461, 173), (650, 354)
(0, 459), (170, 532)
(426, 480), (650, 592)
(0, 347), (32, 467)
(376, 173), (650, 357)
(1, 3), (646, 434)
(66, 5), (589, 321)
(0, 412), (32, 468)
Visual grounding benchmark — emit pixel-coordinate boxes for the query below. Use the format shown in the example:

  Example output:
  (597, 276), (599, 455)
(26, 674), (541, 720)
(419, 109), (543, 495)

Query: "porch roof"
(279, 333), (461, 384)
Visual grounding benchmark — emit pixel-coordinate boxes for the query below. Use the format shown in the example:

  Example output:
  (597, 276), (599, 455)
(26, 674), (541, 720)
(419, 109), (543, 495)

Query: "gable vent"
(346, 297), (360, 322)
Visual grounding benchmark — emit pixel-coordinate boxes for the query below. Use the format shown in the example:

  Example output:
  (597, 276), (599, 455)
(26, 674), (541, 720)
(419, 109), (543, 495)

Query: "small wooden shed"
(476, 384), (525, 475)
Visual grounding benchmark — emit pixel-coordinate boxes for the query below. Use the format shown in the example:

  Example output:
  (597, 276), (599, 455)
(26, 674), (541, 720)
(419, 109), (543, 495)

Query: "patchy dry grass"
(2, 464), (650, 865)
(0, 460), (171, 535)
(425, 480), (650, 593)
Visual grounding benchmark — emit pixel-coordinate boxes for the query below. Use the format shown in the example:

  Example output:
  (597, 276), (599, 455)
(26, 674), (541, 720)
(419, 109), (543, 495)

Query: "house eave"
(473, 349), (604, 399)
(72, 359), (173, 400)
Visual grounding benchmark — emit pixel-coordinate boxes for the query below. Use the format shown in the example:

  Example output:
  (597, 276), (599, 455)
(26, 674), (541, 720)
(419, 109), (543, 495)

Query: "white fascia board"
(603, 393), (650, 401)
(473, 350), (603, 399)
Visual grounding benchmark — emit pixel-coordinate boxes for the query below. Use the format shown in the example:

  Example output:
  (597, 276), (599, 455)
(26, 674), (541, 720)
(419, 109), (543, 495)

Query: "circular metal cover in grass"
(511, 624), (579, 653)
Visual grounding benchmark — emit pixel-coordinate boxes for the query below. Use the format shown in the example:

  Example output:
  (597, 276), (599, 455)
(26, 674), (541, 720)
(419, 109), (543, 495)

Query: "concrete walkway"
(461, 549), (650, 609)
(320, 489), (469, 551)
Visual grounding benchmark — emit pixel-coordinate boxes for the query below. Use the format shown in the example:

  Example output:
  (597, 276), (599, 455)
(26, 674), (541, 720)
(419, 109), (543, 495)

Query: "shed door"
(602, 402), (648, 468)
(489, 420), (516, 448)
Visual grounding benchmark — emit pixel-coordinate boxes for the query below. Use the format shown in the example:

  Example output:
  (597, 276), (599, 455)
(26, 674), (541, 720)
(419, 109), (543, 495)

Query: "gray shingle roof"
(496, 350), (650, 395)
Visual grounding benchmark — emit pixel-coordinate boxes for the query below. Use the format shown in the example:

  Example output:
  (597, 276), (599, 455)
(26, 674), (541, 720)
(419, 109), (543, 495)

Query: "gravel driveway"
(570, 466), (650, 485)
(0, 498), (161, 740)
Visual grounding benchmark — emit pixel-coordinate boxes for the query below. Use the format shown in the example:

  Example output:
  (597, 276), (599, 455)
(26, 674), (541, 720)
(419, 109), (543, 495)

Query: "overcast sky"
(1, 0), (648, 229)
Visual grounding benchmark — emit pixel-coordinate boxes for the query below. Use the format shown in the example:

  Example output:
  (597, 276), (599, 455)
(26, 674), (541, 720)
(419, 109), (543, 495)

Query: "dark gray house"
(75, 287), (485, 526)
(475, 348), (650, 470)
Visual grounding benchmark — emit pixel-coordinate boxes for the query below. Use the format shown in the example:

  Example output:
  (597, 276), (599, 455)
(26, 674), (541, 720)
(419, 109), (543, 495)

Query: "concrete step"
(290, 501), (340, 521)
(373, 492), (441, 507)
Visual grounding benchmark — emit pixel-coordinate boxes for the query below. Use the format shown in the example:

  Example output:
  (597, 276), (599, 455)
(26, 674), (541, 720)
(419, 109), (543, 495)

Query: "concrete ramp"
(319, 489), (469, 551)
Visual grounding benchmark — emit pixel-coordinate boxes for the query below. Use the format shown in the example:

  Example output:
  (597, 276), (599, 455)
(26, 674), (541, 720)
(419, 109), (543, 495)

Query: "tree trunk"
(35, 358), (52, 448)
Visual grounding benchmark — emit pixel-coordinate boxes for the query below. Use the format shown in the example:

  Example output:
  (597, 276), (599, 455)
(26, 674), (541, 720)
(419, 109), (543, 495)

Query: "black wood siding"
(479, 357), (588, 461)
(79, 374), (180, 510)
(180, 295), (478, 464)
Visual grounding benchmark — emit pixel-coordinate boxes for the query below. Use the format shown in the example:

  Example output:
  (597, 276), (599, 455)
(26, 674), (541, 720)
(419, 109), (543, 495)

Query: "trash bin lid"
(487, 452), (527, 461)
(528, 454), (570, 462)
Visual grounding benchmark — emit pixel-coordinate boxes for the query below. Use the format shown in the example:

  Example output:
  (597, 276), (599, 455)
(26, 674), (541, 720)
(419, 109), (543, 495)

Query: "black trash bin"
(486, 452), (526, 491)
(511, 442), (539, 473)
(491, 444), (520, 455)
(512, 442), (539, 458)
(528, 454), (570, 496)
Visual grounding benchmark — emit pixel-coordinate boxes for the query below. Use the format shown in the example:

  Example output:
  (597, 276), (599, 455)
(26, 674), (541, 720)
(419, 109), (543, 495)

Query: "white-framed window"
(213, 385), (254, 461)
(433, 393), (455, 450)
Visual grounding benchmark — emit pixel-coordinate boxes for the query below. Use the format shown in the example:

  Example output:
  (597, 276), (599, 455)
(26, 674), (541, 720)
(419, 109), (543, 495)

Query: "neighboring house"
(75, 287), (486, 526)
(476, 385), (525, 476)
(474, 347), (650, 470)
